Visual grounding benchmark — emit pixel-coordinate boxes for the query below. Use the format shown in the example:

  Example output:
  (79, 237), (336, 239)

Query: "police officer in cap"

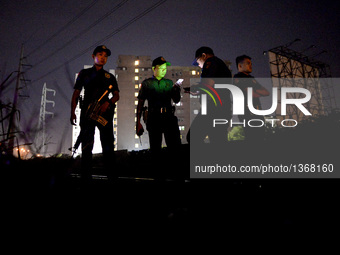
(71, 45), (120, 184)
(185, 46), (232, 145)
(136, 56), (182, 153)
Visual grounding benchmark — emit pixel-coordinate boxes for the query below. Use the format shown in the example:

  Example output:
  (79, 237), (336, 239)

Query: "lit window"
(135, 60), (139, 66)
(134, 92), (138, 97)
(192, 70), (196, 75)
(135, 84), (139, 89)
(135, 100), (138, 105)
(135, 76), (139, 81)
(135, 134), (138, 139)
(135, 143), (139, 148)
(135, 68), (139, 73)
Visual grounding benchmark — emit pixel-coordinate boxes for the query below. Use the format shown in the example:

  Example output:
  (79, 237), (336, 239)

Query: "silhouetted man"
(70, 45), (119, 185)
(185, 46), (232, 145)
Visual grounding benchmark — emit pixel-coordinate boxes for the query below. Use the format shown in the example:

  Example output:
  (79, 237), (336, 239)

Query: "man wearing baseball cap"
(136, 56), (182, 153)
(70, 45), (119, 186)
(185, 46), (232, 146)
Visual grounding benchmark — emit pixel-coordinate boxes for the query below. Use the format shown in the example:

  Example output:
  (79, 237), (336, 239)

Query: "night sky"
(1, 0), (339, 155)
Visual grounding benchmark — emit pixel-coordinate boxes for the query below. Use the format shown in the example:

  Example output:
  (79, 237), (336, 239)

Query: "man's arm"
(70, 89), (81, 125)
(171, 84), (181, 104)
(99, 90), (120, 114)
(110, 91), (119, 104)
(253, 85), (269, 98)
(136, 98), (145, 136)
(183, 78), (215, 95)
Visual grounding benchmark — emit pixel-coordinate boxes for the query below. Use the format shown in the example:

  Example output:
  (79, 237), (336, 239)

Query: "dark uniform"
(188, 55), (232, 145)
(74, 65), (119, 177)
(138, 76), (181, 152)
(201, 56), (232, 79)
(233, 72), (265, 141)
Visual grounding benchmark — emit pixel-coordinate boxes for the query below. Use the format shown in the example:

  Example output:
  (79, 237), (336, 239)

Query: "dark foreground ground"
(2, 141), (340, 237)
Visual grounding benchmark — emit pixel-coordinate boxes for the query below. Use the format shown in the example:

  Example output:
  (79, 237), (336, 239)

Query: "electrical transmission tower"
(35, 83), (56, 156)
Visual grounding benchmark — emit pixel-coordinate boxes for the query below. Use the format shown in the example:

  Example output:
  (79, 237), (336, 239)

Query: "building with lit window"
(115, 55), (201, 151)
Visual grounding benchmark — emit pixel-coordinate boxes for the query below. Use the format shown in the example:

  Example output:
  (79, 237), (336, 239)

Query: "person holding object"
(136, 56), (182, 153)
(184, 46), (232, 145)
(70, 45), (119, 185)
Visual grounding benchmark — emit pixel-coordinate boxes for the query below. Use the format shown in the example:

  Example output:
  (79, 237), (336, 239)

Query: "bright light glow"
(192, 70), (196, 75)
(135, 76), (139, 81)
(135, 60), (139, 66)
(135, 68), (139, 73)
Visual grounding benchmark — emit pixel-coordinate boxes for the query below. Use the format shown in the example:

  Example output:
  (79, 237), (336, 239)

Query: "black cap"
(192, 46), (214, 66)
(152, 56), (171, 67)
(93, 45), (111, 56)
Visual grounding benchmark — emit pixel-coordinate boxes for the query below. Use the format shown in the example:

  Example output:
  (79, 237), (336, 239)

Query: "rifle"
(86, 84), (113, 126)
(69, 85), (113, 156)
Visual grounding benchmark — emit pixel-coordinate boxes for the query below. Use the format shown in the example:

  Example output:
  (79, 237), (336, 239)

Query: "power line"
(29, 0), (129, 70)
(33, 0), (167, 83)
(26, 0), (99, 58)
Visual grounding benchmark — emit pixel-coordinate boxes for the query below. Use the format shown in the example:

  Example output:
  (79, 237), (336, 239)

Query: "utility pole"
(36, 83), (56, 156)
(6, 44), (31, 158)
(7, 44), (24, 157)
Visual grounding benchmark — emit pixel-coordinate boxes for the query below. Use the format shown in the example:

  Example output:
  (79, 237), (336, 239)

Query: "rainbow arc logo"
(198, 84), (222, 107)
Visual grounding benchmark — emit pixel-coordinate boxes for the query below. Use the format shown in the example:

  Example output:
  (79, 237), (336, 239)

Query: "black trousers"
(146, 113), (181, 152)
(238, 114), (265, 143)
(80, 116), (115, 180)
(187, 109), (230, 146)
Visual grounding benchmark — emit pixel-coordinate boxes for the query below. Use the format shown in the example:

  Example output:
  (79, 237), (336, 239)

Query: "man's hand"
(136, 121), (144, 136)
(99, 101), (110, 114)
(184, 87), (200, 96)
(70, 111), (77, 125)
